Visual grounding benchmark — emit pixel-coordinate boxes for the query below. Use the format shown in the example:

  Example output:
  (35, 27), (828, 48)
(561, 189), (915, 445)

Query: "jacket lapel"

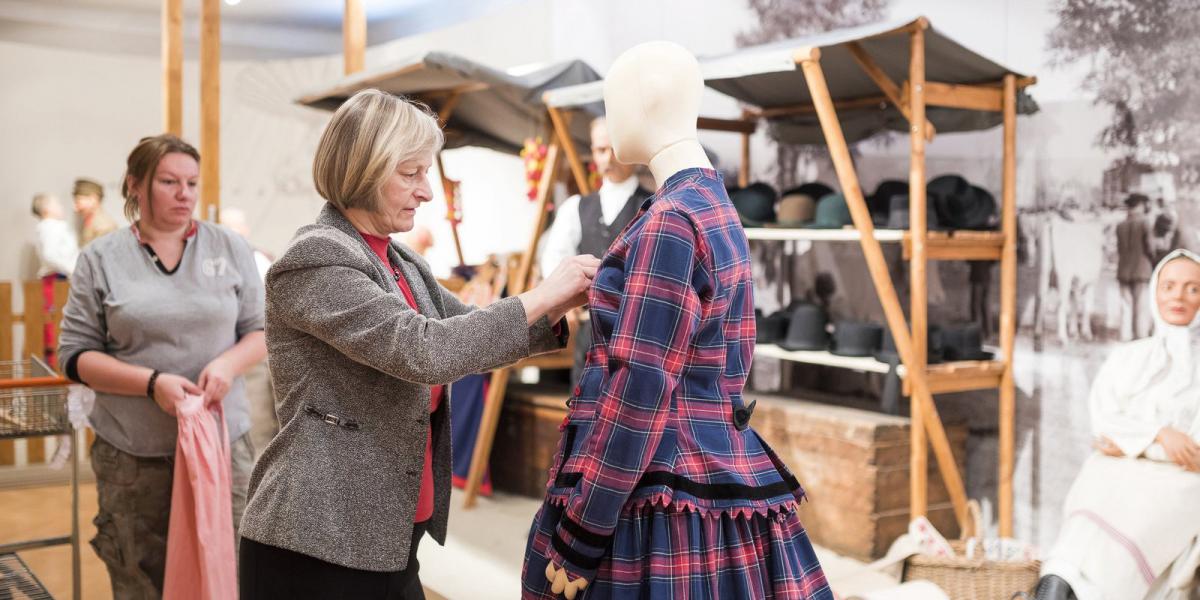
(391, 245), (443, 319)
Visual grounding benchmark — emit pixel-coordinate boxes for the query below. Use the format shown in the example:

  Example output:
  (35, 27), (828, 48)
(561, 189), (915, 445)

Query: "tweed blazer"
(239, 204), (566, 572)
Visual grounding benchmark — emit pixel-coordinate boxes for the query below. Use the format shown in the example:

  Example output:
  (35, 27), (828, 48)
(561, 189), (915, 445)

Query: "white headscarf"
(1091, 249), (1200, 457)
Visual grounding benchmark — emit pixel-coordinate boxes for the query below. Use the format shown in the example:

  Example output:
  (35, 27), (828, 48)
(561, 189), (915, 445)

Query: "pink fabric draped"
(163, 394), (237, 600)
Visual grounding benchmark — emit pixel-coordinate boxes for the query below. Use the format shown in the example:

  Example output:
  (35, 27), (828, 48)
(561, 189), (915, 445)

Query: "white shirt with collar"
(35, 218), (80, 277)
(539, 176), (640, 276)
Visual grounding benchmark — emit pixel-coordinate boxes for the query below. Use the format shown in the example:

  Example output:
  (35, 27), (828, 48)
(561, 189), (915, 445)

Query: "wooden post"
(21, 282), (47, 464)
(999, 73), (1018, 537)
(463, 141), (563, 508)
(435, 95), (467, 267)
(199, 0), (220, 223)
(162, 0), (183, 135)
(798, 54), (971, 533)
(547, 106), (591, 195)
(846, 42), (935, 141)
(0, 282), (13, 466)
(908, 27), (930, 521)
(739, 109), (753, 187)
(343, 0), (366, 75)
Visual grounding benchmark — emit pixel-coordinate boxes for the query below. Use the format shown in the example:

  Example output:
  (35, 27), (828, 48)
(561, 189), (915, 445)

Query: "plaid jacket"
(543, 168), (805, 579)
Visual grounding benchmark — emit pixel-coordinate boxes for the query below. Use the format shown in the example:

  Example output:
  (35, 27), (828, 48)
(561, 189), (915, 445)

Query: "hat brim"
(800, 223), (850, 230)
(778, 340), (829, 352)
(830, 348), (876, 357)
(766, 220), (815, 228)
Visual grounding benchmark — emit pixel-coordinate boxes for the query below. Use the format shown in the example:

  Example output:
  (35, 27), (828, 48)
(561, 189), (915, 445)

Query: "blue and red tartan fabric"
(523, 168), (829, 598)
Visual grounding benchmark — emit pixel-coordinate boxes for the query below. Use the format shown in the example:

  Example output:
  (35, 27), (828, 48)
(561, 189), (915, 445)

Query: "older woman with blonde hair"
(238, 89), (597, 598)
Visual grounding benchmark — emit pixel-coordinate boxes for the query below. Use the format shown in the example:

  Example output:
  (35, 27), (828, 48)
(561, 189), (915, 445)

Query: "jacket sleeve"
(546, 209), (704, 581)
(436, 275), (569, 356)
(268, 237), (550, 387)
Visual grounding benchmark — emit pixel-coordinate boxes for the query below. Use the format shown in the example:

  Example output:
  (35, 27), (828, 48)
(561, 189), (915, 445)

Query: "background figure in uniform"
(1116, 193), (1154, 340)
(73, 177), (118, 247)
(31, 193), (79, 365)
(539, 116), (651, 385)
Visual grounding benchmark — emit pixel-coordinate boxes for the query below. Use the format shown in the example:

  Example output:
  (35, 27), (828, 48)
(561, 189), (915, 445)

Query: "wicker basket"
(902, 540), (1039, 600)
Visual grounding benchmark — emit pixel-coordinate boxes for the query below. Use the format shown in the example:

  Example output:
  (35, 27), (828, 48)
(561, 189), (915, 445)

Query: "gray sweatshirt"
(58, 221), (264, 457)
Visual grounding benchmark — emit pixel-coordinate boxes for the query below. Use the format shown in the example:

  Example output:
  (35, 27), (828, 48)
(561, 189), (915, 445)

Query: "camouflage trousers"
(89, 433), (254, 599)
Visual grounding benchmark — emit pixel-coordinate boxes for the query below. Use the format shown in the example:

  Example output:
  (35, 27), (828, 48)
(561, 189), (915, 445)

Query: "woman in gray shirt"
(58, 134), (266, 599)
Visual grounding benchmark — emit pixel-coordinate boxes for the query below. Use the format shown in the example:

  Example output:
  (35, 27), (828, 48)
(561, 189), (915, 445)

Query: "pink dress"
(163, 394), (237, 599)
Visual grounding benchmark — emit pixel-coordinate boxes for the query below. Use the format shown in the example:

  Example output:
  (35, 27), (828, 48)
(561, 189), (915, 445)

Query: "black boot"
(1034, 575), (1076, 600)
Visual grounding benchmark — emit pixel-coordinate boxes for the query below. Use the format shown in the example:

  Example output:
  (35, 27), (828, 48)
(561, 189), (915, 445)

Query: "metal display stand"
(0, 357), (80, 600)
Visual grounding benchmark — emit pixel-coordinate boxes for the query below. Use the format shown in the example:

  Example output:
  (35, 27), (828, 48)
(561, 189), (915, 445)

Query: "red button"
(574, 386), (581, 396)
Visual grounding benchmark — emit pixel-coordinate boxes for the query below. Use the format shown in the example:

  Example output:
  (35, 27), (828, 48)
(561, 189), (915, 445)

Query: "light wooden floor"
(0, 482), (447, 600)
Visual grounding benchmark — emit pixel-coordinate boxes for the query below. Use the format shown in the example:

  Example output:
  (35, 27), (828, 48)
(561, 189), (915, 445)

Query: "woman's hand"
(1094, 436), (1125, 457)
(521, 255), (600, 324)
(198, 356), (236, 405)
(153, 373), (203, 416)
(1156, 427), (1200, 472)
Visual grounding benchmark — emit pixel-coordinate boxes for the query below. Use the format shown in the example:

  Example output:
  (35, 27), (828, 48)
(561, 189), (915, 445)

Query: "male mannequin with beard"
(539, 117), (651, 384)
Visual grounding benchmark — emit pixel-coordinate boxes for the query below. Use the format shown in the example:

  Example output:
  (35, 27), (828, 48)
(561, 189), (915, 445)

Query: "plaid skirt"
(521, 501), (832, 600)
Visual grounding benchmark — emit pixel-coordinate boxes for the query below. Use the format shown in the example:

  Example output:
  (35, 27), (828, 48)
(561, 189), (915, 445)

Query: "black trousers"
(239, 522), (427, 600)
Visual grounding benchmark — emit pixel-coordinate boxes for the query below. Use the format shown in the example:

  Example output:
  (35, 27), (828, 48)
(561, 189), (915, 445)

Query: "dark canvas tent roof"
(543, 17), (1037, 144)
(297, 52), (601, 153)
(702, 17), (1038, 143)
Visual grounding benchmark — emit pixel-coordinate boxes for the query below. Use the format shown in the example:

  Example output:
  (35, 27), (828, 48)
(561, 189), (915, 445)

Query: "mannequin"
(523, 42), (831, 600)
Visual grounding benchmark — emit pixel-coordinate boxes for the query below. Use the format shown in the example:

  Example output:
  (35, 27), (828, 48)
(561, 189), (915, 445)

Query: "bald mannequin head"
(603, 41), (710, 185)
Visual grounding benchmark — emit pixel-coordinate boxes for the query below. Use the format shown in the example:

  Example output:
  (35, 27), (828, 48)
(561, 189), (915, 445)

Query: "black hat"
(885, 194), (943, 230)
(779, 302), (829, 351)
(783, 182), (835, 202)
(1125, 193), (1150, 208)
(941, 323), (993, 361)
(870, 179), (907, 226)
(830, 321), (883, 357)
(928, 175), (997, 230)
(755, 309), (790, 344)
(731, 182), (778, 227)
(875, 324), (944, 364)
(804, 193), (854, 229)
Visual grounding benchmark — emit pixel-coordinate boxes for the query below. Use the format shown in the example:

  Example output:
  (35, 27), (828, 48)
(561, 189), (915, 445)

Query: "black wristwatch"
(147, 370), (162, 400)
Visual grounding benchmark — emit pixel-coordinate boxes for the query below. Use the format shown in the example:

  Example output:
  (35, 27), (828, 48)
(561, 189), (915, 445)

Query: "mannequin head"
(602, 41), (703, 167)
(1155, 254), (1200, 326)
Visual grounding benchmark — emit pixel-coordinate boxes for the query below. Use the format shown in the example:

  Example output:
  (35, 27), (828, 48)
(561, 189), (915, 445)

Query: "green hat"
(73, 178), (104, 199)
(803, 193), (853, 229)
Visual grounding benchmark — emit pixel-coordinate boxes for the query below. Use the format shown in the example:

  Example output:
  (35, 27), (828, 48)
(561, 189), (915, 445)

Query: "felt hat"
(804, 193), (854, 229)
(779, 302), (829, 351)
(830, 321), (883, 357)
(730, 182), (778, 227)
(941, 323), (993, 361)
(928, 175), (996, 230)
(771, 193), (817, 227)
(870, 179), (908, 226)
(875, 324), (945, 364)
(885, 194), (943, 230)
(755, 309), (791, 344)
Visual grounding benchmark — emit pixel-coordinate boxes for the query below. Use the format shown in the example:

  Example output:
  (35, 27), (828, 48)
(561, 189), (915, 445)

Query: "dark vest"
(577, 186), (651, 258)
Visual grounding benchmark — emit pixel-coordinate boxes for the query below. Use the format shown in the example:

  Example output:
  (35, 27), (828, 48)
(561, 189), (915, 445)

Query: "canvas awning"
(542, 17), (1038, 144)
(297, 52), (601, 153)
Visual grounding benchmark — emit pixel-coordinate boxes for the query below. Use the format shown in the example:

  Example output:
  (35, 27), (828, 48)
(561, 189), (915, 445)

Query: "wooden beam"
(0, 282), (12, 465)
(547, 106), (591, 195)
(739, 109), (753, 187)
(200, 0), (220, 222)
(908, 27), (931, 523)
(21, 282), (47, 464)
(999, 73), (1018, 537)
(343, 0), (365, 75)
(161, 0), (182, 135)
(798, 54), (971, 534)
(846, 42), (935, 142)
(463, 141), (563, 508)
(696, 116), (757, 135)
(902, 233), (1005, 261)
(435, 94), (466, 267)
(758, 95), (889, 119)
(922, 81), (1003, 112)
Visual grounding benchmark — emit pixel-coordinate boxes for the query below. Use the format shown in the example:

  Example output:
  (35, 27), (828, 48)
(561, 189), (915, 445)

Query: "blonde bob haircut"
(313, 89), (444, 212)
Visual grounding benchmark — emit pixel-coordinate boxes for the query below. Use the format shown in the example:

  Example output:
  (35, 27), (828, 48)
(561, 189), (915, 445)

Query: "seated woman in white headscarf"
(1038, 249), (1200, 600)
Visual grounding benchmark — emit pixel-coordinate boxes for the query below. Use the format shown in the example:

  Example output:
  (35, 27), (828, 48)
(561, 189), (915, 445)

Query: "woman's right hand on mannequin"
(153, 373), (203, 417)
(1156, 427), (1200, 471)
(520, 255), (600, 325)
